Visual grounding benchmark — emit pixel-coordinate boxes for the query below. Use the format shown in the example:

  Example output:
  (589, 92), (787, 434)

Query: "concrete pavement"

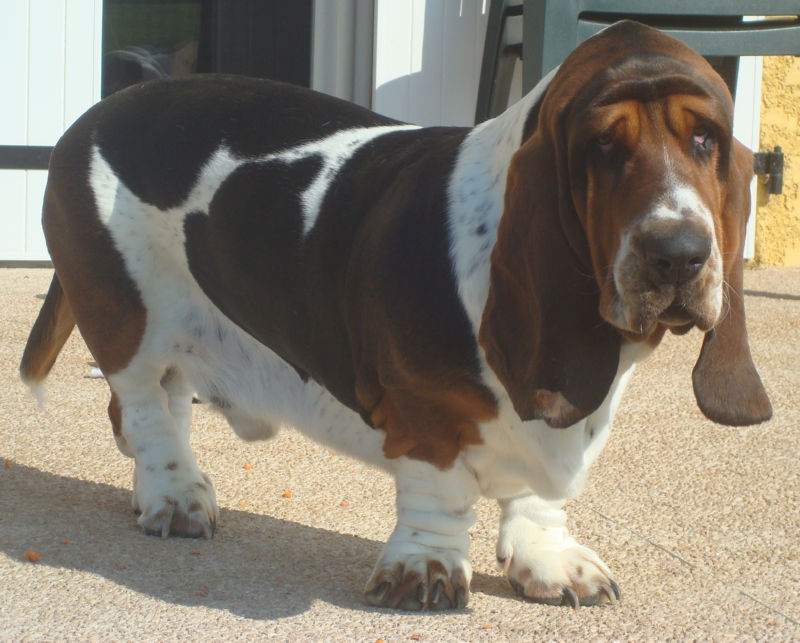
(2, 266), (798, 641)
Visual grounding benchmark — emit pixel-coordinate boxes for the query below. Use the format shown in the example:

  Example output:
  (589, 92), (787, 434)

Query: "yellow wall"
(756, 56), (800, 266)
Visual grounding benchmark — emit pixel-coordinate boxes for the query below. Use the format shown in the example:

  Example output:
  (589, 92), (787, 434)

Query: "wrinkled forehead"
(542, 23), (736, 130)
(587, 53), (733, 124)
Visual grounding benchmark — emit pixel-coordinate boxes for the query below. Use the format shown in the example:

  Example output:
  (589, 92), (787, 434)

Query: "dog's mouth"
(602, 265), (724, 339)
(658, 300), (695, 326)
(611, 281), (721, 339)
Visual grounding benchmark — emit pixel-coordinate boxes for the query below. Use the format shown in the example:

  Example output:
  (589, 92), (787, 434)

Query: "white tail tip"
(25, 380), (47, 411)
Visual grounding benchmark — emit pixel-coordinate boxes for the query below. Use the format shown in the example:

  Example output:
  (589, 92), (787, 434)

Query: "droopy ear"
(478, 131), (621, 428)
(692, 139), (772, 425)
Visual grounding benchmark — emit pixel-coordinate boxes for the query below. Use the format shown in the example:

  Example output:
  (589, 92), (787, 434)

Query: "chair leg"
(488, 49), (520, 119)
(476, 0), (509, 123)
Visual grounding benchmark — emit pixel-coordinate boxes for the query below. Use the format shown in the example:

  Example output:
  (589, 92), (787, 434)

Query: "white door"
(0, 0), (103, 262)
(733, 56), (762, 260)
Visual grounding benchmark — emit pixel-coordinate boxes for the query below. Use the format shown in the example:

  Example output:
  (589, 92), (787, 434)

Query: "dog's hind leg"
(161, 367), (195, 439)
(29, 143), (217, 539)
(109, 361), (218, 539)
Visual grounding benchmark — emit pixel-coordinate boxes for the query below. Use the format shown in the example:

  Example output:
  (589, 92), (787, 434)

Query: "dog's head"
(480, 21), (772, 427)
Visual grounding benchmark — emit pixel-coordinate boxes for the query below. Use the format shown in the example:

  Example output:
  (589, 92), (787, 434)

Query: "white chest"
(463, 342), (649, 502)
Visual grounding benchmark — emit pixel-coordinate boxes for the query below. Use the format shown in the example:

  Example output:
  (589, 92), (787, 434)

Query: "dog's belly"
(165, 295), (391, 468)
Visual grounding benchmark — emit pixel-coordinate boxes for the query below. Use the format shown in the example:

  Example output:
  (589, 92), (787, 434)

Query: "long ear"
(479, 131), (621, 428)
(692, 139), (772, 425)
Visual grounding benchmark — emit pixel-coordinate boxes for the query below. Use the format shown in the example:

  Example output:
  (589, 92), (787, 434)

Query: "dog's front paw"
(364, 548), (471, 611)
(132, 461), (218, 539)
(497, 524), (619, 608)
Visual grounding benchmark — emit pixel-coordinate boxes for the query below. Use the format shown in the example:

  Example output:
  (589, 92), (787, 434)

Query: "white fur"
(641, 184), (718, 252)
(366, 457), (480, 606)
(496, 494), (618, 603)
(447, 67), (558, 331)
(281, 125), (419, 234)
(461, 342), (649, 503)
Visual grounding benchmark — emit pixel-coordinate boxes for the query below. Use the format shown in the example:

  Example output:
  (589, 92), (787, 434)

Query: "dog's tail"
(19, 273), (76, 407)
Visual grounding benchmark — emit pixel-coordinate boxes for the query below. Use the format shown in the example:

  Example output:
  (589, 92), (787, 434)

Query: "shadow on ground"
(1, 462), (512, 620)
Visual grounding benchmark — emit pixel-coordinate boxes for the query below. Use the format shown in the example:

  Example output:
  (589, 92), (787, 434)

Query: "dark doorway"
(102, 0), (312, 97)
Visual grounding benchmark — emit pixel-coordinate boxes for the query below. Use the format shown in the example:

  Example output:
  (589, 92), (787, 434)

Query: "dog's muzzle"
(611, 217), (722, 337)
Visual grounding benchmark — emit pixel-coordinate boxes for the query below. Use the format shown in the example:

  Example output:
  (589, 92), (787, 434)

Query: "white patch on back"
(183, 146), (241, 213)
(266, 125), (419, 234)
(92, 124), (420, 251)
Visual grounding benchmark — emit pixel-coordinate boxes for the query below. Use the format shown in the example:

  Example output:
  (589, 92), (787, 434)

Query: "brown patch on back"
(40, 136), (147, 377)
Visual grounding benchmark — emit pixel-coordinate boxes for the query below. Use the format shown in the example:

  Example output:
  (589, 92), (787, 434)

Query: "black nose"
(640, 230), (711, 285)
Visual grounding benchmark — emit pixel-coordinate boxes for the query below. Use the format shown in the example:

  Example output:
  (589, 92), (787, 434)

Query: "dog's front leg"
(364, 458), (480, 610)
(496, 493), (620, 608)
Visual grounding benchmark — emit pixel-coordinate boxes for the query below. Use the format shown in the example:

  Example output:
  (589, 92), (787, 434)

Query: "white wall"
(733, 56), (763, 260)
(312, 0), (374, 108)
(0, 0), (103, 261)
(373, 0), (490, 127)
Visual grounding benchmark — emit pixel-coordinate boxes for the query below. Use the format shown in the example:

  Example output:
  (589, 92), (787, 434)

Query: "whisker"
(716, 279), (734, 326)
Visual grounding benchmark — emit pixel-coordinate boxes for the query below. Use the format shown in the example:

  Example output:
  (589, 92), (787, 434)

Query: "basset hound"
(21, 21), (771, 610)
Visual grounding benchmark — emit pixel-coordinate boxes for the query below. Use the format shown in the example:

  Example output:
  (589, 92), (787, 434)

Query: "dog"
(20, 21), (771, 610)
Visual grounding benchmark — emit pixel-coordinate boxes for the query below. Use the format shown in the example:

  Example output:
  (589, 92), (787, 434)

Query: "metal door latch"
(753, 146), (784, 195)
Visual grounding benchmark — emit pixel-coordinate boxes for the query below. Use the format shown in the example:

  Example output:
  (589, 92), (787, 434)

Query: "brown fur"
(692, 140), (772, 424)
(479, 108), (621, 427)
(19, 275), (76, 384)
(357, 379), (497, 470)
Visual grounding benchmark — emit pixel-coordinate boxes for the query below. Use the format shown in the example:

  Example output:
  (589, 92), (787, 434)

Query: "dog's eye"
(596, 133), (614, 155)
(692, 127), (712, 149)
